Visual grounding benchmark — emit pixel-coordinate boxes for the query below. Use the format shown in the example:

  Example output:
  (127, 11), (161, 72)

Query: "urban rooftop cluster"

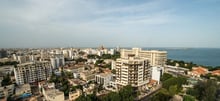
(0, 46), (219, 101)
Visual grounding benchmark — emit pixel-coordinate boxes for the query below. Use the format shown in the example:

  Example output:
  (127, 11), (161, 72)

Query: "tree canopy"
(186, 79), (220, 101)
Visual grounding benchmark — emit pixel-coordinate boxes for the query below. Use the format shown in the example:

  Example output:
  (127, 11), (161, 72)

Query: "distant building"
(0, 65), (14, 75)
(0, 50), (7, 58)
(14, 61), (52, 85)
(109, 49), (115, 55)
(211, 70), (220, 76)
(121, 48), (167, 67)
(115, 55), (151, 88)
(188, 66), (209, 77)
(50, 54), (65, 69)
(17, 56), (27, 64)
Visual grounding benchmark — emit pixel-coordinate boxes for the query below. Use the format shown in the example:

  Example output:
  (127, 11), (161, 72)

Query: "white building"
(14, 61), (52, 85)
(151, 67), (163, 84)
(109, 49), (115, 55)
(121, 48), (167, 67)
(50, 54), (65, 69)
(73, 72), (80, 79)
(95, 73), (113, 88)
(115, 55), (151, 88)
(111, 61), (116, 70)
(17, 56), (27, 63)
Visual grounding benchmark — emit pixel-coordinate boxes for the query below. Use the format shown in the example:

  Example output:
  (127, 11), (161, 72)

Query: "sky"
(0, 0), (220, 48)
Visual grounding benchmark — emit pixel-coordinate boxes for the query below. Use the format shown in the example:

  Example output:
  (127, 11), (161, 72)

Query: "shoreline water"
(141, 47), (220, 67)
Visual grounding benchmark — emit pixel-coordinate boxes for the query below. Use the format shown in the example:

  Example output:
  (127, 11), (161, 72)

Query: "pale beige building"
(121, 48), (167, 67)
(14, 61), (52, 85)
(69, 89), (82, 101)
(115, 55), (151, 88)
(80, 71), (96, 81)
(0, 84), (14, 98)
(44, 89), (64, 101)
(15, 84), (31, 96)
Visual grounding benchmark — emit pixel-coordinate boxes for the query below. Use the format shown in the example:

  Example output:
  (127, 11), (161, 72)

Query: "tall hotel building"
(14, 61), (52, 85)
(115, 55), (151, 88)
(121, 48), (167, 67)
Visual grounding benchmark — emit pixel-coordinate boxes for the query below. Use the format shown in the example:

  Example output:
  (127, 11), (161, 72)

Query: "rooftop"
(46, 89), (63, 98)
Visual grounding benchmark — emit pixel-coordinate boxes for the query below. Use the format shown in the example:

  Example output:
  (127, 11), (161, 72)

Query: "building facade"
(151, 67), (163, 84)
(121, 48), (167, 67)
(115, 55), (151, 88)
(0, 50), (7, 58)
(14, 61), (52, 85)
(0, 84), (14, 98)
(69, 89), (82, 101)
(50, 54), (65, 69)
(95, 73), (113, 88)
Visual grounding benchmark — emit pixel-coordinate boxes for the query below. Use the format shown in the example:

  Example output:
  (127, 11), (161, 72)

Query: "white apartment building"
(121, 48), (167, 67)
(14, 61), (52, 85)
(95, 73), (113, 88)
(151, 67), (164, 84)
(115, 55), (151, 88)
(50, 54), (65, 69)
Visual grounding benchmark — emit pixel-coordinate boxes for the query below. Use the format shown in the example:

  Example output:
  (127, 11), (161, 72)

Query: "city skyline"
(1, 0), (220, 48)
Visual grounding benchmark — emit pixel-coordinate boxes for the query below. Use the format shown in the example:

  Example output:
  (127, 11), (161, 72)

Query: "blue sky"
(0, 0), (220, 48)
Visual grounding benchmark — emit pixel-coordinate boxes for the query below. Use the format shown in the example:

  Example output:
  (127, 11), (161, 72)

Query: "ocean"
(142, 48), (220, 67)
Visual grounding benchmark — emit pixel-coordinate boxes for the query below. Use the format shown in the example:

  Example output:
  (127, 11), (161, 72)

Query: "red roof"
(211, 70), (220, 76)
(191, 67), (208, 75)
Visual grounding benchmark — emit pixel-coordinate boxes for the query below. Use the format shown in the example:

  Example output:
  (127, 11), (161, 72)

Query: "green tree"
(168, 85), (178, 96)
(183, 95), (195, 101)
(1, 73), (12, 86)
(187, 79), (219, 101)
(161, 73), (173, 82)
(111, 69), (116, 74)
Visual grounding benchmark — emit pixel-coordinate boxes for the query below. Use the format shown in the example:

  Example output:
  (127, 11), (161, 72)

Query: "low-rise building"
(83, 84), (95, 95)
(211, 70), (220, 76)
(95, 73), (113, 88)
(38, 82), (64, 101)
(188, 66), (209, 77)
(69, 89), (82, 101)
(68, 79), (86, 86)
(15, 84), (31, 96)
(45, 89), (64, 101)
(80, 71), (96, 81)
